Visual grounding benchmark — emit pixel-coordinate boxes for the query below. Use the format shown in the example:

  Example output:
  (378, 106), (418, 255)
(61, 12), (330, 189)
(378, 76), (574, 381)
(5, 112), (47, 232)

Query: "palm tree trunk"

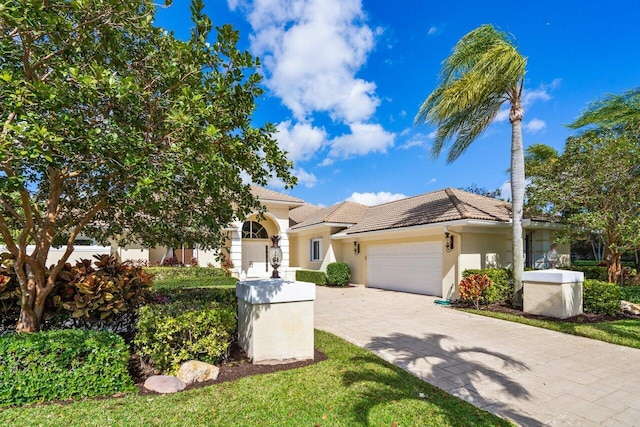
(510, 106), (525, 307)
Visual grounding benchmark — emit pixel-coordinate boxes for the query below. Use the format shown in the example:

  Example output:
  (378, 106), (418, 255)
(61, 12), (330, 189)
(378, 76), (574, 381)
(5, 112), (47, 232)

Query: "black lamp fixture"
(444, 232), (454, 252)
(353, 241), (360, 255)
(269, 235), (283, 278)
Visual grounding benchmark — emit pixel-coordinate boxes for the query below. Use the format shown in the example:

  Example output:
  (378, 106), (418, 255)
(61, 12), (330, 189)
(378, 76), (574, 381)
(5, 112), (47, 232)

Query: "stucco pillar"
(229, 226), (242, 278)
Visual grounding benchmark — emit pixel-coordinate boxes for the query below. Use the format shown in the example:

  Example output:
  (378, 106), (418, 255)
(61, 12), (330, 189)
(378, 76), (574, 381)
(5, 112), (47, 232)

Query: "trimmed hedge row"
(152, 276), (238, 290)
(568, 265), (607, 281)
(296, 269), (327, 285)
(0, 330), (135, 407)
(621, 286), (640, 304)
(145, 266), (228, 281)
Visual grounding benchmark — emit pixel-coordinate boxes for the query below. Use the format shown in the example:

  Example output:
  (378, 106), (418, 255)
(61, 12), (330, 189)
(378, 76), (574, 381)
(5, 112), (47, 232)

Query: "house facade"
(89, 186), (567, 298)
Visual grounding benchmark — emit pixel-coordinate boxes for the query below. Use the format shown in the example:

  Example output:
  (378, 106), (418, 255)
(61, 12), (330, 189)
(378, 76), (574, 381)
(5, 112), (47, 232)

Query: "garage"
(366, 242), (442, 296)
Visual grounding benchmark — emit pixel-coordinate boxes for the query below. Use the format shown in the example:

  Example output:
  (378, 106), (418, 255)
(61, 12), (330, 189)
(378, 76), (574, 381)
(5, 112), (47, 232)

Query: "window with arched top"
(242, 221), (269, 239)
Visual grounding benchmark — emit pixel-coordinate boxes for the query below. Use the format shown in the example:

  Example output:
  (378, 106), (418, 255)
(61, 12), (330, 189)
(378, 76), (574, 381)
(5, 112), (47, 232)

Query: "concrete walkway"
(314, 285), (640, 426)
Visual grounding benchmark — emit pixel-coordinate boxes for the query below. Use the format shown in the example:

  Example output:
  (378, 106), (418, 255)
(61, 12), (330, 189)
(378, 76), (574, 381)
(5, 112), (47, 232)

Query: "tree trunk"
(605, 247), (621, 284)
(15, 268), (43, 332)
(510, 103), (525, 307)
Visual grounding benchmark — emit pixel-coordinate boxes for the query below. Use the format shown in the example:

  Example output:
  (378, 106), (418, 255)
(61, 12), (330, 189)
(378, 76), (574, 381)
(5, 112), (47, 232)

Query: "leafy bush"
(296, 269), (327, 285)
(0, 329), (135, 407)
(135, 300), (236, 374)
(158, 287), (238, 310)
(51, 255), (153, 320)
(153, 276), (238, 290)
(145, 266), (228, 281)
(0, 269), (20, 315)
(326, 262), (350, 286)
(459, 274), (492, 309)
(463, 268), (512, 303)
(620, 286), (640, 304)
(569, 265), (607, 281)
(583, 279), (621, 316)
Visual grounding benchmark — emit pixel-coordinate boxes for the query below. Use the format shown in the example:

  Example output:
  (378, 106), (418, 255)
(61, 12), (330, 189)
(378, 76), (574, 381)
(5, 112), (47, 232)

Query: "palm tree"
(569, 88), (640, 129)
(414, 24), (527, 306)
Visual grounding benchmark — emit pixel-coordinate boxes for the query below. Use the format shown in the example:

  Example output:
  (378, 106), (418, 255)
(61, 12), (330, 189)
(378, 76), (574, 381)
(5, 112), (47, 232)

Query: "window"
(242, 221), (268, 239)
(310, 238), (322, 262)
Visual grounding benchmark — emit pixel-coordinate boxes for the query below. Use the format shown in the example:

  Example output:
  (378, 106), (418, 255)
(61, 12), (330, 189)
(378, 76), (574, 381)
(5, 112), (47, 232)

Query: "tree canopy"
(527, 129), (640, 282)
(414, 24), (528, 305)
(0, 0), (295, 331)
(569, 87), (640, 130)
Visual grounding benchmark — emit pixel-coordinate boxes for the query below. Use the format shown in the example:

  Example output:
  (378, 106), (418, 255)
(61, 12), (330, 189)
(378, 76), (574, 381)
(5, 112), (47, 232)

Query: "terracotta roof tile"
(250, 185), (304, 204)
(289, 204), (323, 227)
(290, 201), (369, 230)
(345, 188), (511, 234)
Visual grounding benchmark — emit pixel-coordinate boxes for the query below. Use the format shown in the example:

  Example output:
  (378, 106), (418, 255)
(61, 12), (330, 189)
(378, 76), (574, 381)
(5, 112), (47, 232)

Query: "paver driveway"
(314, 285), (640, 426)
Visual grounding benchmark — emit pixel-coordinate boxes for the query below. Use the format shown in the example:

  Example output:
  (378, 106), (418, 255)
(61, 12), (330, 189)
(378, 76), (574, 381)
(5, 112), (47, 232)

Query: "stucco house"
(47, 186), (566, 298)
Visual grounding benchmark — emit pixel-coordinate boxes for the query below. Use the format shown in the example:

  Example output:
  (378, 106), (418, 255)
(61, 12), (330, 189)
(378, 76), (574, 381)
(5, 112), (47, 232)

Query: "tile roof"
(250, 185), (304, 204)
(290, 201), (370, 230)
(345, 188), (512, 235)
(289, 204), (324, 227)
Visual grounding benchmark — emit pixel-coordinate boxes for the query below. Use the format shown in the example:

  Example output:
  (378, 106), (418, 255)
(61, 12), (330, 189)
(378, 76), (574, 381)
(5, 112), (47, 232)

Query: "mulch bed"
(131, 342), (328, 395)
(455, 301), (640, 323)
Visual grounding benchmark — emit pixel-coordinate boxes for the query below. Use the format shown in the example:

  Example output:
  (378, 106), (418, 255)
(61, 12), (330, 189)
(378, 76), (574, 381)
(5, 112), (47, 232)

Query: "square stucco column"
(236, 279), (315, 364)
(523, 270), (584, 319)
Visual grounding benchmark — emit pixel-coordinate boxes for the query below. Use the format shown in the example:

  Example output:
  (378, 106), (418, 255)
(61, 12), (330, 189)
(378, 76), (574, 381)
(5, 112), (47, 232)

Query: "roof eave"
(288, 222), (354, 234)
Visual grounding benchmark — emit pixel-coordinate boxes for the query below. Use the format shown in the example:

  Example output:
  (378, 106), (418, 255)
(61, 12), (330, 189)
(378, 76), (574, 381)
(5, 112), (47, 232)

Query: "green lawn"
(0, 330), (511, 427)
(463, 309), (640, 349)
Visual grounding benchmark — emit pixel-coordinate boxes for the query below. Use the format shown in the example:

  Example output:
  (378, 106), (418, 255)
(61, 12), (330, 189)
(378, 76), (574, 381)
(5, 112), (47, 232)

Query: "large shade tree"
(0, 0), (295, 332)
(527, 129), (640, 282)
(415, 24), (527, 306)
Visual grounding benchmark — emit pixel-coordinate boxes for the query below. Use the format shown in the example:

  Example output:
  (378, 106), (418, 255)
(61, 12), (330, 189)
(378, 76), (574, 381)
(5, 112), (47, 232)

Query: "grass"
(463, 308), (640, 349)
(0, 330), (511, 427)
(152, 275), (238, 290)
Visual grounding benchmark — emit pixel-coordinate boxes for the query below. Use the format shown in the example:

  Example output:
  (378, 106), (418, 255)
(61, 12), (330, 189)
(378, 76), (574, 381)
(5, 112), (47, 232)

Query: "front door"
(242, 241), (269, 278)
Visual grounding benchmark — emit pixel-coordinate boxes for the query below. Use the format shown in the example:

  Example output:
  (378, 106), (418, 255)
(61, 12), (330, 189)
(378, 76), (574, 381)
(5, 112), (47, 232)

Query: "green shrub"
(153, 276), (238, 290)
(462, 268), (512, 303)
(621, 286), (640, 304)
(326, 262), (350, 286)
(0, 329), (135, 407)
(157, 287), (238, 309)
(145, 266), (228, 281)
(135, 301), (236, 374)
(51, 255), (153, 320)
(569, 265), (607, 281)
(296, 269), (327, 285)
(583, 279), (621, 316)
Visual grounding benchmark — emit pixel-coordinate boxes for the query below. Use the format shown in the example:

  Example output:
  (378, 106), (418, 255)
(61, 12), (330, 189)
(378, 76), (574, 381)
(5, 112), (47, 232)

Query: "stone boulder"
(144, 375), (186, 394)
(621, 300), (640, 316)
(176, 360), (220, 384)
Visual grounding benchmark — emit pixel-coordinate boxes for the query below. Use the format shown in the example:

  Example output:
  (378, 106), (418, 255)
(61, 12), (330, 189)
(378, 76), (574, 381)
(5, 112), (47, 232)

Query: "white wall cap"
(236, 279), (316, 304)
(522, 269), (584, 284)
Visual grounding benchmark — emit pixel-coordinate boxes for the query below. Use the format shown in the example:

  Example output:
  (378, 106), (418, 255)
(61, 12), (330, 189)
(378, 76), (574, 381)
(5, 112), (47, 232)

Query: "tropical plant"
(415, 24), (527, 306)
(0, 0), (294, 331)
(458, 274), (493, 310)
(568, 87), (640, 129)
(527, 129), (640, 283)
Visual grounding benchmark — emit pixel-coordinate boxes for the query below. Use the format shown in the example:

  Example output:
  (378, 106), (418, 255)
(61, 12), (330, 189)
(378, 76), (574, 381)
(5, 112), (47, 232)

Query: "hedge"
(462, 268), (512, 304)
(568, 265), (607, 281)
(620, 286), (640, 304)
(583, 279), (621, 316)
(145, 266), (228, 281)
(326, 262), (350, 286)
(296, 269), (327, 285)
(0, 330), (135, 407)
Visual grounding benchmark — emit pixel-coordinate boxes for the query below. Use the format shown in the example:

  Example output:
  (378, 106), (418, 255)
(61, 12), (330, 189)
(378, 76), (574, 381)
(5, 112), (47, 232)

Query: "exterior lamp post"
(269, 235), (283, 279)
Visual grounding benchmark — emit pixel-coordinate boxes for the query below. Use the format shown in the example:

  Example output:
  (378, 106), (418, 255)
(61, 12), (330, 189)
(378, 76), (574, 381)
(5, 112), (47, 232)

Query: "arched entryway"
(241, 215), (279, 278)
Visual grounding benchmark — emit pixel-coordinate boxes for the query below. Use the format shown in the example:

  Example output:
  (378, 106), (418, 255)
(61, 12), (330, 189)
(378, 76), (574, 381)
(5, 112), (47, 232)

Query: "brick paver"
(314, 285), (640, 426)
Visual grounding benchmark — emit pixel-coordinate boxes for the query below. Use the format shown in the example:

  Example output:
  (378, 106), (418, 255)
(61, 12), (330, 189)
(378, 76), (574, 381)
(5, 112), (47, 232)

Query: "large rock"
(622, 300), (640, 315)
(176, 360), (220, 384)
(144, 375), (186, 394)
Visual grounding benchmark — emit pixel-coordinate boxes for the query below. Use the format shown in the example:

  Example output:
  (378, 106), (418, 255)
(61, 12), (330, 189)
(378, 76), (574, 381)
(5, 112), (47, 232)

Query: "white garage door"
(367, 242), (442, 296)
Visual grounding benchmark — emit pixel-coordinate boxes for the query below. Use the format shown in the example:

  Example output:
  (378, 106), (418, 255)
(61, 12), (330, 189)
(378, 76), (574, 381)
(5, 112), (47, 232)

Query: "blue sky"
(155, 0), (640, 207)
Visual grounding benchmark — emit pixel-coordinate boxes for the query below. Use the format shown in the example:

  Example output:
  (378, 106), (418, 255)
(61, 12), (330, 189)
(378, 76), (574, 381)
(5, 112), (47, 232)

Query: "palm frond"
(568, 88), (640, 129)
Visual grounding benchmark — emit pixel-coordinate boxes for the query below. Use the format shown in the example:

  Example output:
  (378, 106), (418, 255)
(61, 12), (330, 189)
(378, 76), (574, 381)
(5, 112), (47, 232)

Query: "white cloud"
(494, 79), (561, 124)
(242, 0), (380, 123)
(327, 122), (395, 160)
(346, 191), (407, 206)
(499, 181), (512, 201)
(294, 168), (318, 188)
(275, 120), (327, 162)
(426, 178), (437, 185)
(399, 131), (433, 150)
(427, 26), (438, 36)
(524, 118), (546, 133)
